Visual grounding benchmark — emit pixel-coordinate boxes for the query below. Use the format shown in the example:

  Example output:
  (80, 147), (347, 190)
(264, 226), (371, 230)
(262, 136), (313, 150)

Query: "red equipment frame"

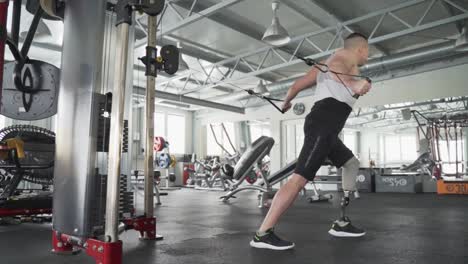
(0, 208), (52, 217)
(52, 216), (159, 264)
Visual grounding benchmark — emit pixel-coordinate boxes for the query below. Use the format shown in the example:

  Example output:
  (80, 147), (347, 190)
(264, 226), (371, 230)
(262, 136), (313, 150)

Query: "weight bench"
(400, 152), (435, 176)
(221, 151), (341, 206)
(220, 136), (278, 205)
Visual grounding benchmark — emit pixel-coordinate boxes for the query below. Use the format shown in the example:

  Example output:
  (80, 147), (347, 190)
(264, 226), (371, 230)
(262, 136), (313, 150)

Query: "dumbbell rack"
(155, 139), (180, 191)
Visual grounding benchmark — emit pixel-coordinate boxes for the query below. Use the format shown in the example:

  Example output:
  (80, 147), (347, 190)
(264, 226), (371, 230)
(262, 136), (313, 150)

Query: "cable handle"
(353, 76), (373, 99)
(246, 89), (285, 114)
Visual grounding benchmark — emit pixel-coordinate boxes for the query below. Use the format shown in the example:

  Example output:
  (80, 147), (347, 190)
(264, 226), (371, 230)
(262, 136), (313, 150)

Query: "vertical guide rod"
(460, 128), (468, 176)
(455, 123), (458, 178)
(105, 22), (131, 243)
(11, 0), (21, 46)
(0, 0), (9, 94)
(144, 6), (157, 219)
(435, 125), (442, 173)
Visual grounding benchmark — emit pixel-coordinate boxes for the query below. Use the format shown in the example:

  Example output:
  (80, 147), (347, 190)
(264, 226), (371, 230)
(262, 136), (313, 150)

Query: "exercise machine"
(209, 123), (240, 163)
(0, 0), (61, 121)
(220, 135), (338, 207)
(46, 1), (179, 263)
(0, 0), (62, 219)
(185, 155), (231, 191)
(411, 110), (468, 194)
(0, 125), (54, 218)
(220, 136), (276, 207)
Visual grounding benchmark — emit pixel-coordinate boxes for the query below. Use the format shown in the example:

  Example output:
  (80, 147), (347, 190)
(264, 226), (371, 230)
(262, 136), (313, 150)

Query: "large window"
(384, 135), (401, 162)
(295, 123), (304, 160)
(401, 135), (417, 161)
(438, 139), (465, 175)
(206, 122), (236, 156)
(153, 112), (186, 154)
(207, 125), (221, 156)
(281, 119), (305, 165)
(343, 131), (357, 155)
(381, 134), (417, 165)
(154, 112), (165, 138)
(167, 114), (185, 154)
(249, 122), (271, 143)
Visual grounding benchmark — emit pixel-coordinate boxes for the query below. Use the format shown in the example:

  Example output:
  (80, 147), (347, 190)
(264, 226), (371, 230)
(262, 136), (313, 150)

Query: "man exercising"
(250, 33), (372, 250)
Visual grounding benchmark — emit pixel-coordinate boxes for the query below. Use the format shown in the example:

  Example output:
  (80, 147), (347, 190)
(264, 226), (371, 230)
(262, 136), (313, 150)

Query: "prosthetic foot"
(328, 190), (366, 237)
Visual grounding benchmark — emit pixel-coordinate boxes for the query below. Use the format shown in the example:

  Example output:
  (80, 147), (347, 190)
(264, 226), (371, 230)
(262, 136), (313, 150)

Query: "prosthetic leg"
(338, 190), (359, 222)
(328, 157), (366, 237)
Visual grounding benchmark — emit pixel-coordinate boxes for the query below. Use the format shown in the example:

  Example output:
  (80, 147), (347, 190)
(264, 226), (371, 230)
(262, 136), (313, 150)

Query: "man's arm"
(282, 67), (319, 112)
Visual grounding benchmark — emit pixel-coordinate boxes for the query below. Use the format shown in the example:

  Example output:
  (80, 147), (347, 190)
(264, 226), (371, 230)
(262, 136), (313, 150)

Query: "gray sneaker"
(250, 228), (295, 250)
(328, 218), (366, 237)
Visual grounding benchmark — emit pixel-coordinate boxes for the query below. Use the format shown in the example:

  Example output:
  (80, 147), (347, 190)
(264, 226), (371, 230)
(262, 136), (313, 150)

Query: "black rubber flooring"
(1, 189), (467, 264)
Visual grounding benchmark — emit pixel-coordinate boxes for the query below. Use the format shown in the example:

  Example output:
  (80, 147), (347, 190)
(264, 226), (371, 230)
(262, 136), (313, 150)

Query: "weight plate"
(158, 153), (171, 169)
(154, 136), (166, 152)
(168, 174), (176, 182)
(1, 60), (60, 121)
(161, 45), (179, 75)
(245, 170), (257, 184)
(170, 155), (177, 168)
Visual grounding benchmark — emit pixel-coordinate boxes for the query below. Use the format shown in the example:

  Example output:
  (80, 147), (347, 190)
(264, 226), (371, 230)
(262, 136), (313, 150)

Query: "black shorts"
(294, 98), (354, 181)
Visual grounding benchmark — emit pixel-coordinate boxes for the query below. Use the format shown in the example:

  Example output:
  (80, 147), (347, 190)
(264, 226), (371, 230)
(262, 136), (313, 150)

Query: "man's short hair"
(345, 32), (368, 41)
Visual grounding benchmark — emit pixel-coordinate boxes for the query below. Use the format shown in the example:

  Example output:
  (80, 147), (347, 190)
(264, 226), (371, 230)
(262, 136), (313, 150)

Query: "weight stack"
(90, 173), (134, 236)
(122, 120), (129, 153)
(96, 116), (110, 152)
(96, 93), (110, 153)
(97, 118), (129, 153)
(96, 93), (129, 153)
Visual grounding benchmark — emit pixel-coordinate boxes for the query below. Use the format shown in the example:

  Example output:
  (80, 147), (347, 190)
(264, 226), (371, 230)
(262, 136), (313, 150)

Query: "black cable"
(297, 56), (371, 81)
(334, 73), (359, 99)
(296, 55), (372, 99)
(234, 55), (374, 113)
(246, 89), (285, 113)
(221, 82), (285, 114)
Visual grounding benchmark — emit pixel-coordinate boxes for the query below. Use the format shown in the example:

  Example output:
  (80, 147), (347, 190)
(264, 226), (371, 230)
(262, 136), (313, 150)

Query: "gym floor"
(1, 189), (467, 264)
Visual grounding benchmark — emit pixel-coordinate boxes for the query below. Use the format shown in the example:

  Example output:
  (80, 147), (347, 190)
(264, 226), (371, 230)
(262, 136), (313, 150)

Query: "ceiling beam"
(307, 0), (391, 55)
(134, 63), (234, 93)
(134, 0), (295, 85)
(134, 0), (243, 48)
(441, 0), (465, 33)
(164, 0), (293, 80)
(133, 86), (245, 114)
(175, 0), (468, 95)
(170, 0), (312, 59)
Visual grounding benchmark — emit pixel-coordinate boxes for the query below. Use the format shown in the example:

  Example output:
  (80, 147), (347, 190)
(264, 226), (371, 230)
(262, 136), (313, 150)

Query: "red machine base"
(51, 216), (162, 264)
(51, 231), (81, 255)
(123, 216), (163, 240)
(52, 230), (122, 264)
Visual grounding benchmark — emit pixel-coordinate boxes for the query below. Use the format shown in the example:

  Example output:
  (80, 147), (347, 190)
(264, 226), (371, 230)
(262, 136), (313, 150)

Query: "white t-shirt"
(314, 71), (357, 108)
